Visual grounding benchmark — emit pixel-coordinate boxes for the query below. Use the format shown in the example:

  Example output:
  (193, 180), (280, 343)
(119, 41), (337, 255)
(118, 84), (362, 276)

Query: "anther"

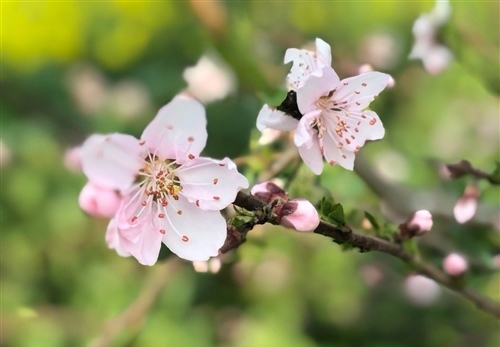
(159, 229), (166, 234)
(177, 210), (182, 215)
(195, 200), (200, 207)
(218, 163), (225, 167)
(131, 216), (138, 223)
(188, 154), (195, 159)
(139, 140), (145, 145)
(355, 90), (360, 94)
(369, 118), (376, 125)
(342, 155), (347, 159)
(141, 201), (147, 206)
(188, 136), (194, 142)
(213, 196), (220, 200)
(182, 235), (189, 242)
(158, 213), (165, 218)
(213, 178), (218, 185)
(329, 160), (335, 166)
(361, 82), (367, 87)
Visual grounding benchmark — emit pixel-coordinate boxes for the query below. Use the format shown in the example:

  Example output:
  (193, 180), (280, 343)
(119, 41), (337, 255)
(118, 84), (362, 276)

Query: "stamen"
(182, 235), (189, 242)
(329, 160), (335, 166)
(195, 200), (200, 206)
(213, 178), (219, 185)
(131, 216), (138, 223)
(158, 213), (165, 218)
(213, 196), (220, 200)
(361, 82), (367, 87)
(160, 229), (166, 234)
(369, 118), (377, 125)
(177, 210), (182, 215)
(188, 136), (194, 142)
(188, 154), (195, 159)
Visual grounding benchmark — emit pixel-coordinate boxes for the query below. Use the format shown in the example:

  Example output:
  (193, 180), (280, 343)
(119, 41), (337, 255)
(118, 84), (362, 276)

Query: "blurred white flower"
(453, 184), (479, 224)
(0, 140), (12, 168)
(107, 80), (152, 120)
(66, 64), (108, 115)
(404, 274), (441, 306)
(360, 32), (400, 70)
(258, 128), (282, 145)
(193, 258), (222, 274)
(183, 54), (236, 104)
(409, 0), (453, 75)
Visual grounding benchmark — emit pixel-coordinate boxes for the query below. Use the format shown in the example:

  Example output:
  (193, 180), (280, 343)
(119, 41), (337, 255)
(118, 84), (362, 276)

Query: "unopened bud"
(79, 182), (121, 218)
(399, 210), (433, 238)
(251, 181), (287, 204)
(278, 199), (320, 232)
(443, 253), (468, 276)
(453, 185), (479, 224)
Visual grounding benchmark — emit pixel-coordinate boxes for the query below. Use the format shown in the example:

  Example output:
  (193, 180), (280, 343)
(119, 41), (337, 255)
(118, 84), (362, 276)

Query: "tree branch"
(226, 191), (500, 319)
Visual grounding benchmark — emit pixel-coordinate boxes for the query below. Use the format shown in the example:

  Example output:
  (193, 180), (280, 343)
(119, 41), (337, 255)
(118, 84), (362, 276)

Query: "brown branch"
(226, 191), (500, 319)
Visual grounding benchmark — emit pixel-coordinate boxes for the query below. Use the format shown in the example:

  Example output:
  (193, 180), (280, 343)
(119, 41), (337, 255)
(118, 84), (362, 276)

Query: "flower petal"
(284, 39), (332, 90)
(321, 133), (356, 170)
(333, 72), (390, 111)
(105, 218), (132, 257)
(294, 110), (321, 148)
(296, 66), (339, 114)
(161, 196), (227, 261)
(297, 138), (324, 175)
(177, 157), (249, 210)
(256, 104), (298, 132)
(81, 134), (146, 191)
(118, 201), (164, 266)
(141, 96), (207, 163)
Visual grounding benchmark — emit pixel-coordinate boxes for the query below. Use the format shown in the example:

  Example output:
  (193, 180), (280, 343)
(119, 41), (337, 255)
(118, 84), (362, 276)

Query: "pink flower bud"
(251, 181), (287, 204)
(79, 182), (121, 218)
(408, 210), (433, 235)
(443, 253), (468, 276)
(453, 185), (479, 224)
(278, 199), (320, 232)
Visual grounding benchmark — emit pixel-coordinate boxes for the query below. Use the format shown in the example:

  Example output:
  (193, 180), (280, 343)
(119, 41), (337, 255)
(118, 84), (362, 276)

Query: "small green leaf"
(364, 211), (380, 231)
(229, 214), (254, 227)
(328, 203), (345, 225)
(402, 239), (419, 258)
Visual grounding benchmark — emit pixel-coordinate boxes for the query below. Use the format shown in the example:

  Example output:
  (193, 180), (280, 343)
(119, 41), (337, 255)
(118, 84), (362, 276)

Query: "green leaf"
(229, 214), (254, 227)
(319, 197), (346, 226)
(364, 211), (380, 232)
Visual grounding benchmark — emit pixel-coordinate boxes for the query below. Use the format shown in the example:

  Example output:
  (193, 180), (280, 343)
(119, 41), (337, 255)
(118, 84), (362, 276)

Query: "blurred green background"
(2, 1), (499, 346)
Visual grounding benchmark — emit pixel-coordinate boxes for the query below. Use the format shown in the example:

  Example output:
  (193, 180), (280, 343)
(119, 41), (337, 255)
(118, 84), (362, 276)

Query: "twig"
(88, 258), (183, 347)
(226, 191), (500, 319)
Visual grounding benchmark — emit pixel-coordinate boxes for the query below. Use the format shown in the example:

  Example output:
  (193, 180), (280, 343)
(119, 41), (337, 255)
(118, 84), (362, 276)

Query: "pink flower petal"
(117, 201), (164, 266)
(177, 157), (249, 210)
(161, 196), (227, 261)
(81, 134), (146, 191)
(105, 218), (132, 257)
(256, 105), (299, 132)
(141, 96), (207, 164)
(321, 133), (356, 170)
(296, 66), (340, 114)
(297, 138), (324, 175)
(315, 38), (332, 67)
(333, 72), (390, 112)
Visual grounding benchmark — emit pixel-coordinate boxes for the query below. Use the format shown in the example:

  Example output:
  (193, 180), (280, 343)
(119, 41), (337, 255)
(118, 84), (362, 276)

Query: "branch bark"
(226, 191), (500, 319)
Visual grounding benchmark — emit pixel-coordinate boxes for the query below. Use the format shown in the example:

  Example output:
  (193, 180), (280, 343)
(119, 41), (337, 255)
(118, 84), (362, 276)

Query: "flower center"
(139, 157), (182, 205)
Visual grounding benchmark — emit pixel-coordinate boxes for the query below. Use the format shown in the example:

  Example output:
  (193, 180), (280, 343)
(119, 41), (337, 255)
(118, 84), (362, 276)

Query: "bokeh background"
(2, 1), (499, 346)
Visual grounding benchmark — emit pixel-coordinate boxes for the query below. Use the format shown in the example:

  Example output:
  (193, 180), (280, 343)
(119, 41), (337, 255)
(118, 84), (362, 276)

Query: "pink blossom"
(293, 66), (389, 173)
(78, 182), (121, 218)
(80, 96), (248, 265)
(453, 185), (479, 224)
(258, 38), (390, 174)
(278, 199), (320, 232)
(443, 253), (468, 276)
(63, 146), (83, 172)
